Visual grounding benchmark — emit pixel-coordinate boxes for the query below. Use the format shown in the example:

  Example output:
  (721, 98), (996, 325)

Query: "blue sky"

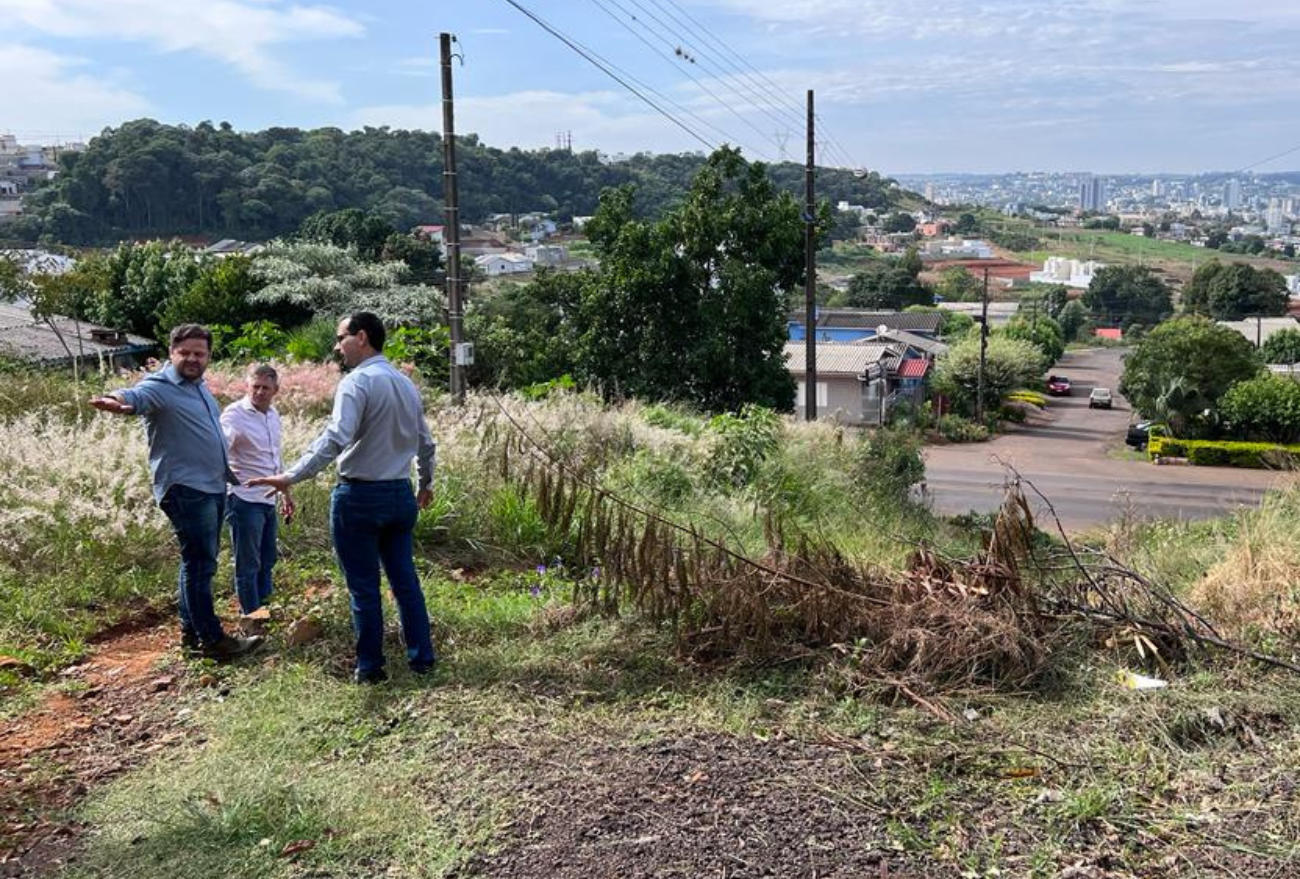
(4, 0), (1300, 174)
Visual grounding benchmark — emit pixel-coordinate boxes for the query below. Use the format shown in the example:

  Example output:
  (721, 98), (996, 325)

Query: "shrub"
(853, 427), (925, 502)
(1219, 374), (1300, 444)
(706, 404), (783, 488)
(938, 414), (990, 443)
(1148, 434), (1300, 469)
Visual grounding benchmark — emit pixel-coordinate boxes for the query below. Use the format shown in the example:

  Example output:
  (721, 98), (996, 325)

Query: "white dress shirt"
(285, 355), (436, 489)
(221, 396), (284, 505)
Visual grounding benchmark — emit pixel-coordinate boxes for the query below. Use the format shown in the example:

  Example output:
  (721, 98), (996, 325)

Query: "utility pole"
(976, 267), (990, 423)
(440, 32), (465, 404)
(804, 90), (817, 422)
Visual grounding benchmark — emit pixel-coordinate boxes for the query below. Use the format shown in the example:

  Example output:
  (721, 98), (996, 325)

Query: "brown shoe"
(203, 634), (265, 661)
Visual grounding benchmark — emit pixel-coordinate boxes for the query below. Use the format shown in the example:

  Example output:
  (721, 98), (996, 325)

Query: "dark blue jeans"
(330, 480), (436, 676)
(159, 484), (227, 646)
(227, 495), (278, 614)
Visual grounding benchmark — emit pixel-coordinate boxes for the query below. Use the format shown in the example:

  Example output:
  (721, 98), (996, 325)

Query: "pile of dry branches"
(491, 399), (1299, 692)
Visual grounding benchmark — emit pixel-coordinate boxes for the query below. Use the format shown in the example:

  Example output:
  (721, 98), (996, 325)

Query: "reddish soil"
(0, 617), (194, 876)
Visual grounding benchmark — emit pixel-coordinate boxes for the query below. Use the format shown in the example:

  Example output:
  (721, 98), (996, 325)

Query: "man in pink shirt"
(221, 364), (294, 615)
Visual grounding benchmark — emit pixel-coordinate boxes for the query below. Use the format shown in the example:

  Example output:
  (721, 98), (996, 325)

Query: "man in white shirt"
(222, 363), (294, 616)
(249, 313), (437, 684)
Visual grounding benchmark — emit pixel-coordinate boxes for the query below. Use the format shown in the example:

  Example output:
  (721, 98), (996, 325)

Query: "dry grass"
(1189, 490), (1300, 645)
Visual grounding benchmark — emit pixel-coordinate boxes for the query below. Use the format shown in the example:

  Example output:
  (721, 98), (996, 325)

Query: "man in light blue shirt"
(91, 324), (262, 660)
(251, 312), (437, 684)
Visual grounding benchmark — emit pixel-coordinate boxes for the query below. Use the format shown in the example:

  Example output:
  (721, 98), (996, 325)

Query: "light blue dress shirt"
(115, 363), (233, 501)
(286, 355), (436, 489)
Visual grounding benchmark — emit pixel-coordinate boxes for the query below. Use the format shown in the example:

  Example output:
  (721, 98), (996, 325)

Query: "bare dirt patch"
(458, 733), (946, 879)
(0, 618), (193, 876)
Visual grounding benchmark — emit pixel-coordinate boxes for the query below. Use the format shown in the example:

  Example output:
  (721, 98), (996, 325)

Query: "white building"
(924, 238), (993, 259)
(1029, 257), (1105, 289)
(474, 253), (534, 277)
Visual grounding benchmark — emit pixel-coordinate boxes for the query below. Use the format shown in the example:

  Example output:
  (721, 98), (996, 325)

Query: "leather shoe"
(353, 668), (389, 685)
(202, 634), (264, 661)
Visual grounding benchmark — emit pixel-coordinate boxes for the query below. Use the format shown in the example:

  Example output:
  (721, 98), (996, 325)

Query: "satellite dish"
(877, 324), (890, 335)
(852, 168), (867, 179)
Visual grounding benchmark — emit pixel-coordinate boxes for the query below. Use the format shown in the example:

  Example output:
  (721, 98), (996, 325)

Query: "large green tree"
(1120, 316), (1261, 436)
(470, 147), (812, 411)
(932, 335), (1047, 414)
(842, 250), (930, 309)
(1181, 260), (1289, 320)
(1082, 265), (1173, 329)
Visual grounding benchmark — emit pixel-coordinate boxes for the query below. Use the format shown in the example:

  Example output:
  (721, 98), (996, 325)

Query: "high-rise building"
(1223, 178), (1243, 211)
(1151, 179), (1164, 198)
(1079, 175), (1106, 212)
(1265, 199), (1287, 232)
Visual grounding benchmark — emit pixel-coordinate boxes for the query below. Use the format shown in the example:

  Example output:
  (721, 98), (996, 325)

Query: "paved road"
(923, 348), (1295, 531)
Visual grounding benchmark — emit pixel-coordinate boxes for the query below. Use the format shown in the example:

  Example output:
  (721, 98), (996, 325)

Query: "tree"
(1057, 299), (1087, 342)
(843, 252), (930, 309)
(90, 241), (203, 337)
(471, 148), (812, 411)
(933, 335), (1047, 414)
(905, 304), (974, 340)
(1260, 328), (1300, 366)
(881, 212), (916, 234)
(297, 208), (395, 261)
(829, 209), (861, 242)
(251, 241), (445, 327)
(1181, 260), (1287, 320)
(1082, 265), (1172, 328)
(1001, 316), (1065, 366)
(954, 212), (979, 234)
(466, 269), (583, 388)
(1216, 371), (1300, 442)
(935, 266), (981, 302)
(1120, 316), (1261, 436)
(380, 232), (443, 284)
(1219, 375), (1300, 444)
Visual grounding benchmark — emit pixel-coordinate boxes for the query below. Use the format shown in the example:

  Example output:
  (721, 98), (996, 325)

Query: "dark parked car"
(1047, 375), (1072, 396)
(1126, 420), (1155, 449)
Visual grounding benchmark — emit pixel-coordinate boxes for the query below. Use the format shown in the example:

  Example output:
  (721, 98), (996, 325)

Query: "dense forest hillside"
(9, 119), (897, 245)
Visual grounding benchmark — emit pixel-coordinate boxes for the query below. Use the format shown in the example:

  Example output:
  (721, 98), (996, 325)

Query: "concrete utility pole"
(440, 32), (465, 404)
(804, 89), (817, 422)
(976, 267), (990, 423)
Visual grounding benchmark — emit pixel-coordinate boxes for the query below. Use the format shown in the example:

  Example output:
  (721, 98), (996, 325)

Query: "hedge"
(1149, 434), (1300, 469)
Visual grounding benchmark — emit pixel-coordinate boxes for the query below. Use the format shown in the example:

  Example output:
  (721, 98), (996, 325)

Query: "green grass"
(1006, 228), (1292, 282)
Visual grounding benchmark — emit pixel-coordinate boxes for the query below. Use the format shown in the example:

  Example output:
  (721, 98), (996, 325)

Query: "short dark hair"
(346, 311), (386, 352)
(169, 324), (213, 350)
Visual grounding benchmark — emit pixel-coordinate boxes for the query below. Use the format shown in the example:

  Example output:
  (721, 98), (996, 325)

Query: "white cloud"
(0, 44), (151, 137)
(0, 0), (364, 102)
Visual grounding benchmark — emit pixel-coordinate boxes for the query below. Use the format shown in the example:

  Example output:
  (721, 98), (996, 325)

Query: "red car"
(1047, 375), (1072, 396)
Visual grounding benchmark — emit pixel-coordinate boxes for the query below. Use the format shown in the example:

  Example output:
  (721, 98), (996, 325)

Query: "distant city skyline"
(5, 1), (1300, 175)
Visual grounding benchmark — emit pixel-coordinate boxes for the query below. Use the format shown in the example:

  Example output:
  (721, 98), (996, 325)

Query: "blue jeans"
(159, 484), (227, 646)
(330, 480), (436, 675)
(227, 495), (278, 614)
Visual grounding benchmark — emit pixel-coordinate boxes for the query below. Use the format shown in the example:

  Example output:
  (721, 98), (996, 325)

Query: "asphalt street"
(923, 348), (1295, 531)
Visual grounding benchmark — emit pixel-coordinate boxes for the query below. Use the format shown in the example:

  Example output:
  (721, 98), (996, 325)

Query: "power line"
(589, 0), (778, 160)
(582, 0), (771, 158)
(649, 0), (861, 170)
(498, 0), (717, 154)
(612, 0), (813, 160)
(1237, 141), (1300, 173)
(645, 0), (811, 134)
(655, 0), (857, 170)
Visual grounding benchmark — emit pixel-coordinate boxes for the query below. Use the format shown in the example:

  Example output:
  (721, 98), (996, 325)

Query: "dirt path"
(0, 618), (192, 875)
